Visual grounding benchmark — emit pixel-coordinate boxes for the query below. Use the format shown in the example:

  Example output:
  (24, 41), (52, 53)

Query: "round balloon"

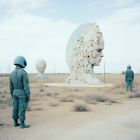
(36, 59), (46, 74)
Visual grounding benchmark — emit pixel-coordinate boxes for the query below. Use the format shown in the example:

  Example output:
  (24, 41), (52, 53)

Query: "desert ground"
(0, 74), (140, 140)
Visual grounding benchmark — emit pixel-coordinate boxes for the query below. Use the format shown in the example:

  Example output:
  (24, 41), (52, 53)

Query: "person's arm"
(10, 77), (14, 98)
(125, 71), (127, 82)
(23, 70), (30, 102)
(132, 71), (134, 80)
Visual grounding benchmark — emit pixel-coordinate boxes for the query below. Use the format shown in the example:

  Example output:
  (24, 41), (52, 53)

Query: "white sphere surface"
(36, 59), (46, 74)
(65, 23), (90, 68)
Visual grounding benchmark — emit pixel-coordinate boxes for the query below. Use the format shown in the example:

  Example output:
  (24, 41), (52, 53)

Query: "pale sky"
(0, 0), (140, 74)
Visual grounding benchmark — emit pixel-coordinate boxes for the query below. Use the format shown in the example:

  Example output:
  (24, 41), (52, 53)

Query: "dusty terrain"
(0, 74), (140, 140)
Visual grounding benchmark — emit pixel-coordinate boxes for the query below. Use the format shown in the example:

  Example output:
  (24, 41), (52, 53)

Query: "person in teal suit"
(125, 65), (134, 92)
(10, 56), (30, 129)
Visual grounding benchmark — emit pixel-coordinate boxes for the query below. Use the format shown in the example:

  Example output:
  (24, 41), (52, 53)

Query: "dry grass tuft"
(61, 94), (73, 102)
(0, 98), (13, 106)
(40, 88), (44, 92)
(45, 92), (52, 96)
(27, 104), (32, 111)
(73, 104), (89, 112)
(84, 94), (117, 103)
(87, 100), (97, 105)
(115, 88), (126, 94)
(134, 92), (140, 98)
(128, 94), (134, 98)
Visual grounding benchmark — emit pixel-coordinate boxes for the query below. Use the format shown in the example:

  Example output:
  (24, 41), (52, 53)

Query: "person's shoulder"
(21, 69), (27, 75)
(10, 69), (17, 75)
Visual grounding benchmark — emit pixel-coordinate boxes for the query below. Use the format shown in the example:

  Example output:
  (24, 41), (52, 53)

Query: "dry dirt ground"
(0, 74), (140, 140)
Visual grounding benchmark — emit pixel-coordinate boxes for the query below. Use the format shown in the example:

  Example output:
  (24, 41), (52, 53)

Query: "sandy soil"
(0, 74), (140, 140)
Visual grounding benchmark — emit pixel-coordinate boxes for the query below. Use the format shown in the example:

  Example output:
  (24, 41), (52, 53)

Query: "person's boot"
(20, 121), (30, 129)
(14, 119), (20, 127)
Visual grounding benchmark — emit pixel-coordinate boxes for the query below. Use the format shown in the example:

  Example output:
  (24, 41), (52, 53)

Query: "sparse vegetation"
(0, 99), (3, 103)
(0, 124), (4, 127)
(54, 93), (59, 96)
(27, 105), (32, 111)
(128, 94), (134, 98)
(75, 89), (80, 91)
(40, 88), (44, 92)
(0, 98), (13, 106)
(74, 104), (89, 112)
(61, 95), (73, 102)
(134, 92), (140, 98)
(84, 94), (117, 103)
(2, 95), (6, 98)
(46, 93), (52, 96)
(36, 108), (43, 110)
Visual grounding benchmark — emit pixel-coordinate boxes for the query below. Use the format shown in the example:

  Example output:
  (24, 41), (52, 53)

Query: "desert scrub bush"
(134, 92), (140, 98)
(115, 81), (126, 89)
(132, 88), (138, 92)
(69, 94), (74, 97)
(54, 93), (59, 96)
(75, 89), (80, 91)
(35, 108), (43, 110)
(61, 94), (73, 102)
(0, 124), (4, 127)
(128, 94), (134, 98)
(27, 105), (32, 111)
(0, 99), (3, 104)
(84, 94), (117, 103)
(45, 93), (52, 96)
(40, 88), (44, 92)
(2, 95), (6, 98)
(74, 104), (89, 112)
(1, 98), (13, 106)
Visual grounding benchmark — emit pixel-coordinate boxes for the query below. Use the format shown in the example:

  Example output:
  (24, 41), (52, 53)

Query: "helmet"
(127, 65), (131, 68)
(14, 56), (27, 68)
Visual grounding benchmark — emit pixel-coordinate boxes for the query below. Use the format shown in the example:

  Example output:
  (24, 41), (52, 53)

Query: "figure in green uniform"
(10, 56), (30, 129)
(125, 65), (134, 91)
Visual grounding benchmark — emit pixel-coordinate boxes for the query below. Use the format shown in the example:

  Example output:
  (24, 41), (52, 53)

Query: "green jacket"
(125, 68), (134, 82)
(10, 65), (30, 98)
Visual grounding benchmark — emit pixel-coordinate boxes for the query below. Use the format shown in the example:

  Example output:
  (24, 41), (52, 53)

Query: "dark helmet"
(14, 56), (27, 68)
(127, 65), (131, 68)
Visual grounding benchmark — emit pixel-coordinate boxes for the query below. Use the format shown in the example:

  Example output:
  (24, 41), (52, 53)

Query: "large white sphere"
(36, 59), (46, 74)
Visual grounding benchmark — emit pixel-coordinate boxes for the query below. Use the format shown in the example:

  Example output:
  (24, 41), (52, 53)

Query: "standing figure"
(125, 65), (134, 91)
(10, 56), (30, 129)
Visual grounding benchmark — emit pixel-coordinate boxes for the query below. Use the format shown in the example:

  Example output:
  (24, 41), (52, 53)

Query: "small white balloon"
(36, 59), (46, 77)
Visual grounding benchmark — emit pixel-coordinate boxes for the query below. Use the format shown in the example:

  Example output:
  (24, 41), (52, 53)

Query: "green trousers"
(12, 94), (28, 121)
(126, 80), (133, 91)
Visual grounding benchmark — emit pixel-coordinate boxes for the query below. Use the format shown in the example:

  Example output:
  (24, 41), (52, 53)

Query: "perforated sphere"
(36, 59), (46, 74)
